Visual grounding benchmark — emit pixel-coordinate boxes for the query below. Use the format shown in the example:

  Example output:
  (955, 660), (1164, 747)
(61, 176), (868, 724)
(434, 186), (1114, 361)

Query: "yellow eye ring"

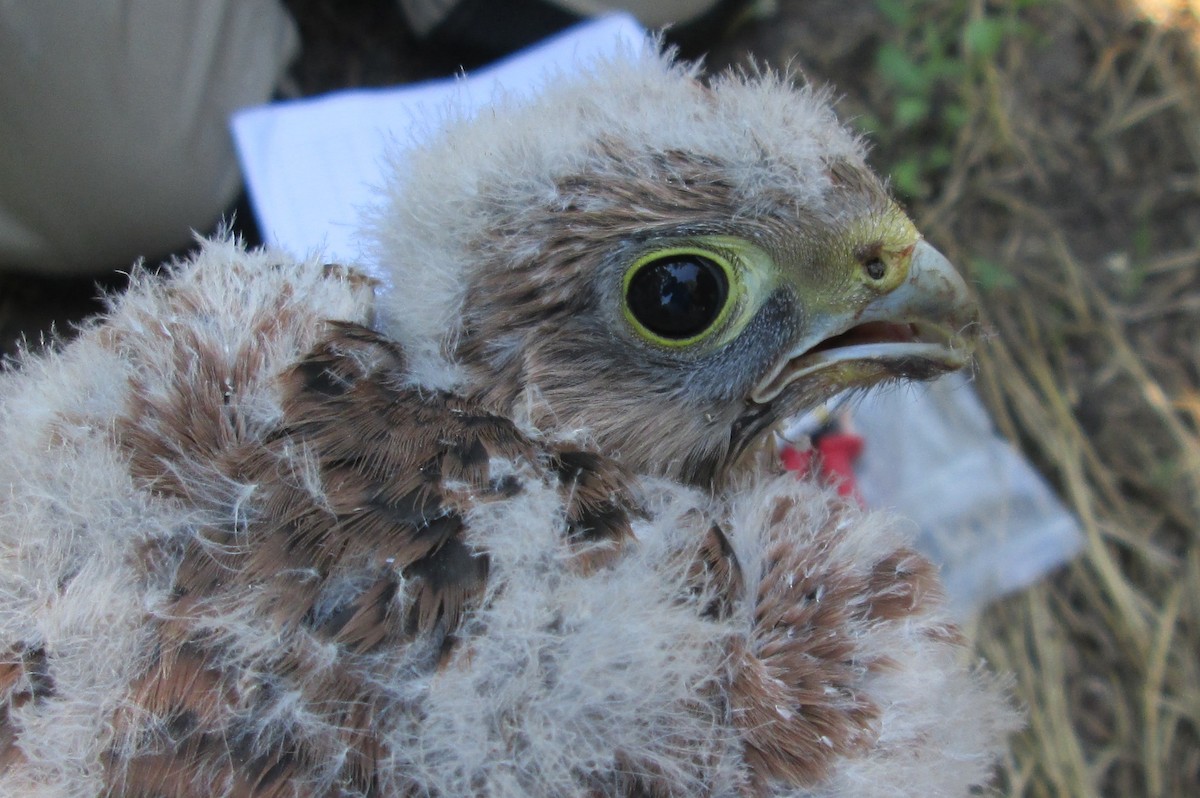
(622, 247), (738, 348)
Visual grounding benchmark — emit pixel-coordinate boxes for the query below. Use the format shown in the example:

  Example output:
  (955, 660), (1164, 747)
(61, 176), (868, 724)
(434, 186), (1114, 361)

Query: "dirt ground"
(2, 0), (1198, 794)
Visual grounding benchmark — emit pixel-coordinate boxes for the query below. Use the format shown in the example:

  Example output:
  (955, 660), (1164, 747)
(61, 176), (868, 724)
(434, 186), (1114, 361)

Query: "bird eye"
(624, 253), (731, 343)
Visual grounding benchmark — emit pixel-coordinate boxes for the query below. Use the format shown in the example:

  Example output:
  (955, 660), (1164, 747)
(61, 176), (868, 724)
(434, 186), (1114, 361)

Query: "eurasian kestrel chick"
(0, 44), (1015, 797)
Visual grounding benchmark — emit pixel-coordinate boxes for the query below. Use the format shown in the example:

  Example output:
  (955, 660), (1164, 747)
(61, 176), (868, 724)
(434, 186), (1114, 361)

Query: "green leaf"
(969, 257), (1017, 292)
(964, 17), (1009, 59)
(876, 43), (929, 94)
(1132, 218), (1153, 261)
(854, 112), (884, 135)
(889, 159), (928, 198)
(943, 103), (970, 130)
(928, 144), (953, 169)
(894, 96), (930, 128)
(875, 0), (912, 27)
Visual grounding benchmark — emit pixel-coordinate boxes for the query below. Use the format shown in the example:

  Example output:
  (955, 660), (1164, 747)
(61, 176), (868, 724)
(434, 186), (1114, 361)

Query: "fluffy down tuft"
(0, 238), (375, 794)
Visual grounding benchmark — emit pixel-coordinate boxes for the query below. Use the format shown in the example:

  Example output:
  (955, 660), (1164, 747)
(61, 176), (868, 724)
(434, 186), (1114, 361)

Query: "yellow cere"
(847, 207), (921, 294)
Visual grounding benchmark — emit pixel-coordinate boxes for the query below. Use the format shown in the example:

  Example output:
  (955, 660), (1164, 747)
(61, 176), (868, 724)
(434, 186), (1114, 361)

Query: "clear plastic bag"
(851, 374), (1084, 618)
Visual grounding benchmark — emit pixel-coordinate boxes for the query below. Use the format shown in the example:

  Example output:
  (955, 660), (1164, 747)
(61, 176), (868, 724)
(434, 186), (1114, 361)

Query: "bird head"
(372, 47), (977, 489)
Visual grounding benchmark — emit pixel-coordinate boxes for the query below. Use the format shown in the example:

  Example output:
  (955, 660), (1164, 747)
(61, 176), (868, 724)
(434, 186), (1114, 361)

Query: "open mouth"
(744, 240), (978, 407)
(749, 320), (971, 404)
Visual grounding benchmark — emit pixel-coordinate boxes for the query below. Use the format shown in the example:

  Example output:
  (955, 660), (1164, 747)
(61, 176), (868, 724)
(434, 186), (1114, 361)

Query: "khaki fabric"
(0, 1), (298, 275)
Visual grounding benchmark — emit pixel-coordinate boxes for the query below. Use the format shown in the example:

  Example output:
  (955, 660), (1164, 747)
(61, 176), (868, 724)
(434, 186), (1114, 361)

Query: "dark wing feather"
(102, 322), (639, 796)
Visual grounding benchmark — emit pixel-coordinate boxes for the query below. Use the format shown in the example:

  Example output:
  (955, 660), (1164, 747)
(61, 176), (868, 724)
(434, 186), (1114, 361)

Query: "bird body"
(0, 45), (1016, 796)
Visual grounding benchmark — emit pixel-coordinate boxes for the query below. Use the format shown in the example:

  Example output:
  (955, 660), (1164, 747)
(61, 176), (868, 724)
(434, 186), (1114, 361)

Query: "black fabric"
(415, 0), (755, 66)
(426, 0), (584, 57)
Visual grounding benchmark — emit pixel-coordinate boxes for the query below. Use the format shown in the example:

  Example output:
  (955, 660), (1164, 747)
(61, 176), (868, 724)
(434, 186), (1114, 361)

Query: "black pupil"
(626, 255), (728, 340)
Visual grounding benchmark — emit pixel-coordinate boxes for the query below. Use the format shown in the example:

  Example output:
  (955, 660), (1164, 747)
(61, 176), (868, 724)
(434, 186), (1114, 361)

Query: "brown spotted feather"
(726, 496), (953, 793)
(0, 646), (52, 770)
(109, 322), (641, 795)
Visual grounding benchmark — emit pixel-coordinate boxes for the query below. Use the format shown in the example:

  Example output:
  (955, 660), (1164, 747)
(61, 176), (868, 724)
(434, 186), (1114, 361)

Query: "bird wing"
(105, 318), (641, 795)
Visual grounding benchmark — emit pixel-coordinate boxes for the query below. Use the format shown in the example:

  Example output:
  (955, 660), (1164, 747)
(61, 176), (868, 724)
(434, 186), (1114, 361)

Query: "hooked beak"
(751, 240), (978, 404)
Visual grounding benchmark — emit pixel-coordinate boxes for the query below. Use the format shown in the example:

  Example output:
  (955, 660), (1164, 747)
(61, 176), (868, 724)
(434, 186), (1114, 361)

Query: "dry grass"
(963, 4), (1200, 791)
(715, 0), (1200, 794)
(935, 3), (1199, 793)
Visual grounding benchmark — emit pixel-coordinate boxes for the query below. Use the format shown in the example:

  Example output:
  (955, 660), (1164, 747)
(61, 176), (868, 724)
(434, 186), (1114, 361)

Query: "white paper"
(231, 14), (646, 268)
